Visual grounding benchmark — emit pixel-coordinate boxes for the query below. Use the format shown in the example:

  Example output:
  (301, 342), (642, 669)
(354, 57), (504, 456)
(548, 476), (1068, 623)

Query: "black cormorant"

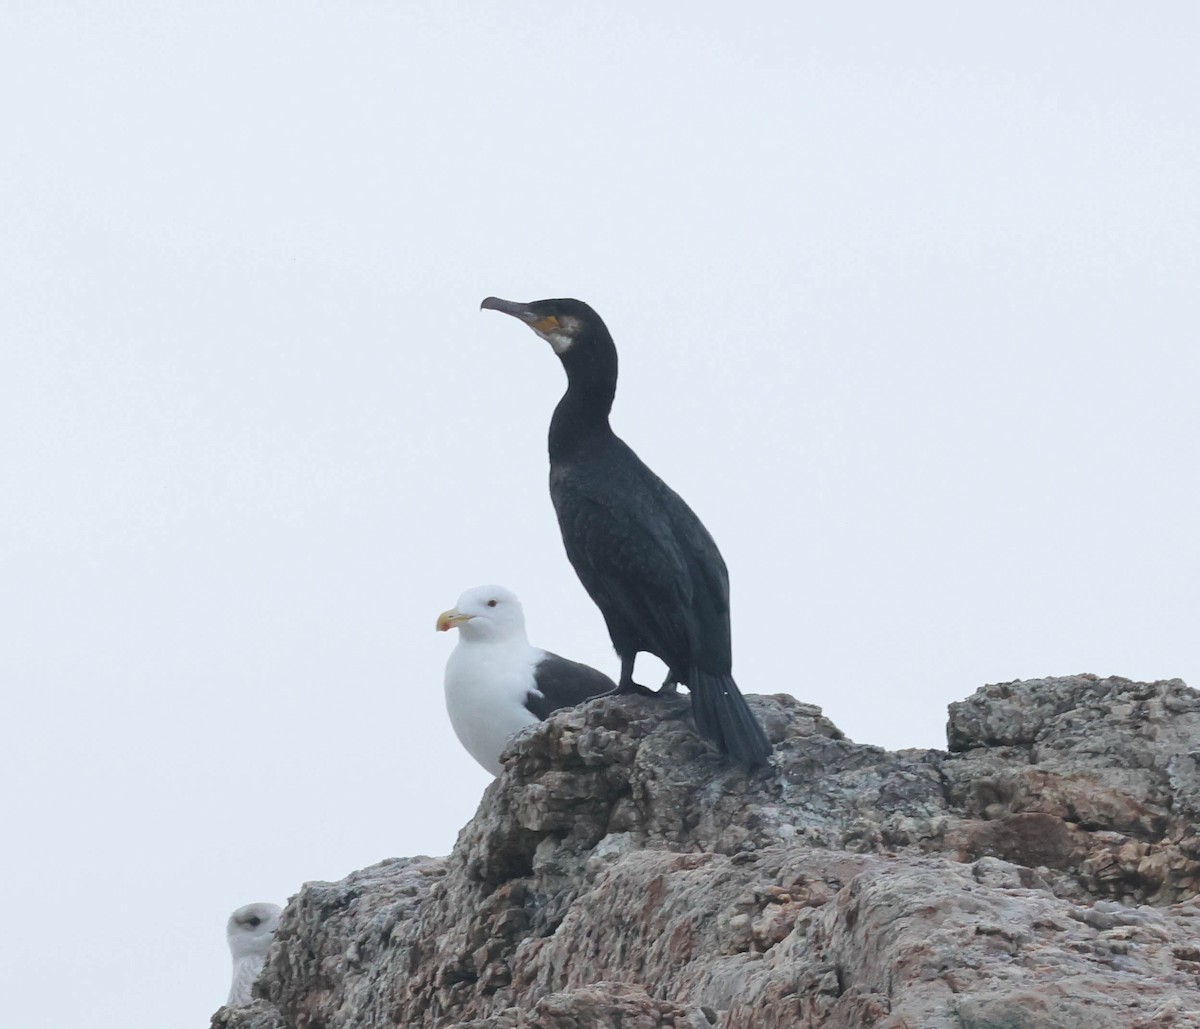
(480, 296), (773, 767)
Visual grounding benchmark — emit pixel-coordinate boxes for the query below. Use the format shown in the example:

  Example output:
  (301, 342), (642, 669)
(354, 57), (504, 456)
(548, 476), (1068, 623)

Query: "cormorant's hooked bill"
(480, 296), (539, 321)
(481, 296), (587, 355)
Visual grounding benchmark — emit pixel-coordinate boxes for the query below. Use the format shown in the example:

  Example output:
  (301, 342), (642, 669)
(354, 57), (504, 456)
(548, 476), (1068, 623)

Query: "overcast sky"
(2, 4), (1197, 1028)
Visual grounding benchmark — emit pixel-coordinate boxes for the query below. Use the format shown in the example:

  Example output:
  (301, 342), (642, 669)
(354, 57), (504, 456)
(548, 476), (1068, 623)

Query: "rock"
(209, 1001), (287, 1029)
(211, 675), (1200, 1028)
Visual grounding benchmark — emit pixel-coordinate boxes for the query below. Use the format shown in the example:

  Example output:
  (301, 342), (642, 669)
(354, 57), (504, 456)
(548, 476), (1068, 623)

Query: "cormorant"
(437, 584), (616, 775)
(480, 296), (772, 767)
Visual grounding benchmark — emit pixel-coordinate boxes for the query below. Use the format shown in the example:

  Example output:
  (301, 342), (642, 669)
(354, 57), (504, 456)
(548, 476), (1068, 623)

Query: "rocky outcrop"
(213, 675), (1200, 1028)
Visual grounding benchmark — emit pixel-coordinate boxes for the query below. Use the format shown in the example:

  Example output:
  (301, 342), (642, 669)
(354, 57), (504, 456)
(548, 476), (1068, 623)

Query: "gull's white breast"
(444, 639), (542, 776)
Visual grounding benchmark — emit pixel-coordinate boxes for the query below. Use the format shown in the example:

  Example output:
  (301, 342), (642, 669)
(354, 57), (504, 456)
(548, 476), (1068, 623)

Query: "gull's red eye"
(487, 599), (498, 608)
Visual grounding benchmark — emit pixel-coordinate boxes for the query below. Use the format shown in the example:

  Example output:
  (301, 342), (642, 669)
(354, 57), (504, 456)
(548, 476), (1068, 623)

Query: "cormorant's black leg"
(616, 653), (654, 696)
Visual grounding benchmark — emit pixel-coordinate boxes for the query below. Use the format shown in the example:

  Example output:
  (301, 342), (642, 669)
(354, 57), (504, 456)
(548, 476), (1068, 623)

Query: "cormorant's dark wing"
(551, 435), (732, 671)
(524, 651), (617, 719)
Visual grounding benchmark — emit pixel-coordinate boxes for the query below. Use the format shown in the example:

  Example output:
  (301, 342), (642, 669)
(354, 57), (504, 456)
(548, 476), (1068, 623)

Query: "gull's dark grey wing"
(524, 651), (617, 719)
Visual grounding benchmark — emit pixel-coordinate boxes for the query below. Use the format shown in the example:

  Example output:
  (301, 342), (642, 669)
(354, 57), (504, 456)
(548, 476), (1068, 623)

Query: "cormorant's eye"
(487, 599), (498, 608)
(247, 917), (261, 927)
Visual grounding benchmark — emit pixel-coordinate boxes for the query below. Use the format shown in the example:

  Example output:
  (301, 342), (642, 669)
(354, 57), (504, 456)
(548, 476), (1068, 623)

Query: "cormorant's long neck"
(548, 333), (618, 461)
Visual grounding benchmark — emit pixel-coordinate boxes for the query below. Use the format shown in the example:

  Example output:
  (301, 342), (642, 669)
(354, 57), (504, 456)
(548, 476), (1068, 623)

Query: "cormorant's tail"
(689, 670), (772, 767)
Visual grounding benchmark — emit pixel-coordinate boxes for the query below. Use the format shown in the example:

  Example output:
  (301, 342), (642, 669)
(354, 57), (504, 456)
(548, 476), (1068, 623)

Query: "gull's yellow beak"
(436, 608), (472, 632)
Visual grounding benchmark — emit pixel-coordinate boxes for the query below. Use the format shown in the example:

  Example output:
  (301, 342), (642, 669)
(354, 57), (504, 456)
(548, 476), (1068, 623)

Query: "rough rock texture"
(213, 675), (1200, 1028)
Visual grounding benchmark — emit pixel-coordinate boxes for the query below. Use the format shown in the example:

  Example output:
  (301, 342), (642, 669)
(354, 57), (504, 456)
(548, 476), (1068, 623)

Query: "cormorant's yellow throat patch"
(532, 315), (560, 334)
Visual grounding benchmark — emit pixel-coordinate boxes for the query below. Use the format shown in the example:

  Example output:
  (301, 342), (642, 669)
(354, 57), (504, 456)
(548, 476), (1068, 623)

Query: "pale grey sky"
(2, 4), (1197, 1027)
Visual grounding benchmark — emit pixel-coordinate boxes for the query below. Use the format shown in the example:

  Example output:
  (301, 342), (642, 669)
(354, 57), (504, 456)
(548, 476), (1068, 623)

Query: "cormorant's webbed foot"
(616, 677), (656, 697)
(617, 654), (655, 696)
